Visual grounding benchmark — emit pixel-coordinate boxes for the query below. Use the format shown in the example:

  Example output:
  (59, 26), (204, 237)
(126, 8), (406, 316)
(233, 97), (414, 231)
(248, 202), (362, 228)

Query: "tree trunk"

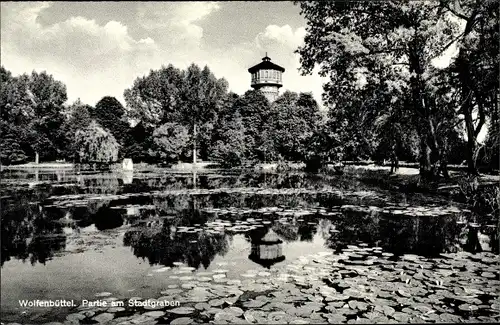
(408, 44), (440, 182)
(193, 123), (197, 165)
(457, 53), (480, 176)
(464, 103), (479, 175)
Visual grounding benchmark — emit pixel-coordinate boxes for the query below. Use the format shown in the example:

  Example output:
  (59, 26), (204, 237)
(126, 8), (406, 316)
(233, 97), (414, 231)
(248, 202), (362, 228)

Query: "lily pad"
(169, 307), (195, 315)
(143, 311), (165, 317)
(93, 313), (114, 323)
(170, 317), (194, 325)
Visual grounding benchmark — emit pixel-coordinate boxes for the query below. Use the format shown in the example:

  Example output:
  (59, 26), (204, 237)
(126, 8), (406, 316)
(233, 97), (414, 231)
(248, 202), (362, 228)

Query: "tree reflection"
(1, 192), (66, 266)
(326, 208), (466, 256)
(123, 209), (230, 269)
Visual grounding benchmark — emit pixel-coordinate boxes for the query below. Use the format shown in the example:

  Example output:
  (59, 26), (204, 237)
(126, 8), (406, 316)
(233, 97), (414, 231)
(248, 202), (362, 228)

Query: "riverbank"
(1, 162), (74, 170)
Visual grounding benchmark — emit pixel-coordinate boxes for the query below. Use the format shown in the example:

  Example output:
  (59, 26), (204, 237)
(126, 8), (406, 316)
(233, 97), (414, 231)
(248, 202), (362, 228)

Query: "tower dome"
(248, 53), (285, 103)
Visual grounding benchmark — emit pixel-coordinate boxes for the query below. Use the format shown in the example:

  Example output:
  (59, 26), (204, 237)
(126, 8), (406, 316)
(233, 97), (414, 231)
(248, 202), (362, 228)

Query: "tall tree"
(295, 0), (464, 180)
(151, 122), (190, 163)
(123, 64), (184, 127)
(0, 67), (67, 162)
(180, 64), (228, 162)
(266, 91), (322, 162)
(124, 63), (228, 163)
(60, 100), (93, 161)
(441, 0), (499, 174)
(234, 90), (272, 161)
(91, 96), (130, 145)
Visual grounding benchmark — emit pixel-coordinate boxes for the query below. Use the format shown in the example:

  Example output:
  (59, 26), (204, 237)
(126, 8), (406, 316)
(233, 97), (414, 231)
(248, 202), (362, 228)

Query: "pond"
(1, 168), (499, 324)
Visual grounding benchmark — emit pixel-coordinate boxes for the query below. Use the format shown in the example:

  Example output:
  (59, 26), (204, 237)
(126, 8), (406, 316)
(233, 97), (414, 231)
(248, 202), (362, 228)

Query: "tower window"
(265, 70), (268, 78)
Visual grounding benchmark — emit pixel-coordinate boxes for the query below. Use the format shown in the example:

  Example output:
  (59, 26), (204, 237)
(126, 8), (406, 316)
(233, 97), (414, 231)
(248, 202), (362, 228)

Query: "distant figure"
(390, 144), (399, 174)
(122, 158), (133, 171)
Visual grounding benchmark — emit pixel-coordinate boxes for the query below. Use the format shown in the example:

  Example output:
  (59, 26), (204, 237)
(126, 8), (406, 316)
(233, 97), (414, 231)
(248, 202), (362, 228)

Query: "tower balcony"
(251, 78), (283, 88)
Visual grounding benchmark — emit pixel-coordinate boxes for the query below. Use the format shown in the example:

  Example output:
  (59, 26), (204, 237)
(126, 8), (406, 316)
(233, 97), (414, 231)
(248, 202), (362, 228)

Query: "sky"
(1, 1), (327, 107)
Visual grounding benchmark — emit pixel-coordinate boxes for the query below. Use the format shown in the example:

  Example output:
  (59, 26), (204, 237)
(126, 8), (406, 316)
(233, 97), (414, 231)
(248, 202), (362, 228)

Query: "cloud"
(1, 2), (160, 105)
(137, 2), (220, 47)
(1, 3), (326, 109)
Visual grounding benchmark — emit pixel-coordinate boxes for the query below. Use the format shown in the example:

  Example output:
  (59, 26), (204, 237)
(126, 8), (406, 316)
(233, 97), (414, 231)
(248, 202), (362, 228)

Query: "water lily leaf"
(161, 289), (183, 295)
(152, 267), (171, 273)
(267, 311), (290, 324)
(326, 315), (347, 324)
(107, 307), (125, 313)
(209, 299), (225, 307)
(391, 312), (409, 322)
(170, 317), (194, 324)
(66, 313), (86, 321)
(244, 310), (267, 324)
(93, 313), (114, 323)
(169, 307), (195, 315)
(481, 272), (496, 279)
(243, 299), (268, 308)
(143, 311), (165, 317)
(213, 269), (229, 274)
(226, 306), (244, 316)
(397, 289), (411, 298)
(374, 305), (395, 316)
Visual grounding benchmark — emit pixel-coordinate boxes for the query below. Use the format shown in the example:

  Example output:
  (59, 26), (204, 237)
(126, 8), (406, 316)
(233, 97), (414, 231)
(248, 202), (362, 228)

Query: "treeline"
(0, 64), (324, 168)
(294, 0), (499, 178)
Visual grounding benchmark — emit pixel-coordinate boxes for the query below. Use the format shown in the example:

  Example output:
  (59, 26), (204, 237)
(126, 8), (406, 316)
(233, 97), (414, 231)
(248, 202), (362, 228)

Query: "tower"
(248, 53), (285, 103)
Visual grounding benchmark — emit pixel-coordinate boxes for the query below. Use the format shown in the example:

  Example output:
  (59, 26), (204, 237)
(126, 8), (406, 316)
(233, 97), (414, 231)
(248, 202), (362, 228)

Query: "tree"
(0, 121), (28, 164)
(0, 67), (68, 162)
(124, 64), (185, 127)
(74, 121), (119, 164)
(441, 0), (499, 174)
(180, 64), (228, 162)
(211, 113), (248, 167)
(265, 91), (323, 163)
(124, 64), (228, 163)
(91, 96), (130, 145)
(121, 121), (155, 163)
(233, 90), (272, 161)
(26, 70), (68, 161)
(151, 122), (190, 163)
(60, 100), (93, 161)
(295, 1), (465, 180)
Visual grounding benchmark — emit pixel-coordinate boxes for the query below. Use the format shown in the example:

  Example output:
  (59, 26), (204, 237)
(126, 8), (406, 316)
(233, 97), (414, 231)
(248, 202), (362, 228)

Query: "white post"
(35, 152), (39, 164)
(193, 123), (197, 165)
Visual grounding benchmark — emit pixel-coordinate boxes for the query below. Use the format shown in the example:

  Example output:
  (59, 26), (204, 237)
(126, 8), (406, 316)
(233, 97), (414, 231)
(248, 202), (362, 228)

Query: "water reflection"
(1, 169), (498, 272)
(326, 208), (467, 256)
(123, 218), (230, 269)
(248, 228), (285, 268)
(1, 192), (66, 266)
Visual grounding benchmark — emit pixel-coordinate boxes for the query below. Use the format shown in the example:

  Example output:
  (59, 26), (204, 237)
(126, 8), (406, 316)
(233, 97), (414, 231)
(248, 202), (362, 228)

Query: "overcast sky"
(1, 1), (327, 107)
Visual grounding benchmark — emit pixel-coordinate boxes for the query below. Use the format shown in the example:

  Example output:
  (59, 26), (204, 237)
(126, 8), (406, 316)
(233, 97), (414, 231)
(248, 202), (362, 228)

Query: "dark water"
(0, 168), (497, 322)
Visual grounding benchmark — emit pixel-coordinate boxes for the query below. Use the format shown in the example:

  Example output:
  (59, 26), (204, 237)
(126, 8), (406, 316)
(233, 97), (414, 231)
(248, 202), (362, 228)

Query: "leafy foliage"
(91, 96), (130, 145)
(151, 123), (190, 163)
(74, 121), (119, 163)
(294, 0), (498, 177)
(211, 113), (247, 167)
(1, 66), (68, 162)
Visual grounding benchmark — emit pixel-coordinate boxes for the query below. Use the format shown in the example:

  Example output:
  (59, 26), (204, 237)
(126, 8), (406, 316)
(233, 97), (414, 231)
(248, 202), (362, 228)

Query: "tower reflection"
(248, 228), (285, 268)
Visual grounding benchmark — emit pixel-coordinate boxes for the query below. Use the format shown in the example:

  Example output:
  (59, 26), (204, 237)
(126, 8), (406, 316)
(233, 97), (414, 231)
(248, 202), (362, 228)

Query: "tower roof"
(248, 54), (285, 73)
